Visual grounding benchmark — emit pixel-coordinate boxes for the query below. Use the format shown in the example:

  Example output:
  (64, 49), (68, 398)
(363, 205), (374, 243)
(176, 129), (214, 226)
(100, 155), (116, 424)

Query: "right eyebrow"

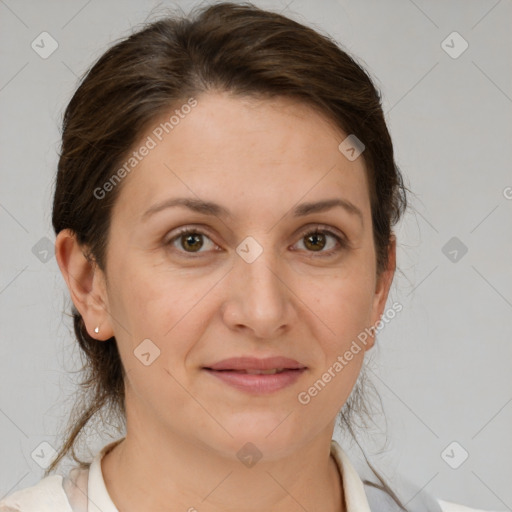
(142, 197), (231, 221)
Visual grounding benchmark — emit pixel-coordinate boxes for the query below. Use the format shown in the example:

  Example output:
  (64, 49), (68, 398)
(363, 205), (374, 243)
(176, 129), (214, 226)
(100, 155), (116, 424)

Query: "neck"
(101, 418), (345, 512)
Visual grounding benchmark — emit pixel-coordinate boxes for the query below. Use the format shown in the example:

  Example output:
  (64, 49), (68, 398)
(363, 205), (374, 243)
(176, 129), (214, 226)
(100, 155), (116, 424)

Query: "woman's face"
(96, 92), (395, 459)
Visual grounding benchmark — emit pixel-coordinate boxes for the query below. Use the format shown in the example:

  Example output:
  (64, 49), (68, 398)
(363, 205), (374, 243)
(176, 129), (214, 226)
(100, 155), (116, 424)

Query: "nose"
(221, 241), (296, 339)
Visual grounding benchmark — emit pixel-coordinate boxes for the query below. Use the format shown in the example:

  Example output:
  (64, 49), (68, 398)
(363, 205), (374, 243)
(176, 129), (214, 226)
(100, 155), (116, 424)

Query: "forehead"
(111, 92), (370, 223)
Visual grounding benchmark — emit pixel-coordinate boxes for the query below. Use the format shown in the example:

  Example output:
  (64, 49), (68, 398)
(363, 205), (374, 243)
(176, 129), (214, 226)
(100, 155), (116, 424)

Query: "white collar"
(87, 438), (371, 511)
(330, 439), (372, 511)
(87, 438), (123, 512)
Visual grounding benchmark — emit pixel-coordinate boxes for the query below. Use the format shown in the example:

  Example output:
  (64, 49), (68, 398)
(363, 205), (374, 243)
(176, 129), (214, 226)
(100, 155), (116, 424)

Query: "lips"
(226, 368), (287, 375)
(203, 356), (307, 394)
(204, 356), (307, 372)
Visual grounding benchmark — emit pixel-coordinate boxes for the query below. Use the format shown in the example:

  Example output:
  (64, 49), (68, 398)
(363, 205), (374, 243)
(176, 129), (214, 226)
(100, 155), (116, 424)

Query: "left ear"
(366, 234), (397, 349)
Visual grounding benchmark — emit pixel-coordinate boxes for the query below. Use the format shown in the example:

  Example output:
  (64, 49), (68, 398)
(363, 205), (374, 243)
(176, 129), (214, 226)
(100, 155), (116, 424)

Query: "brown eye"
(180, 232), (204, 252)
(303, 231), (327, 252)
(166, 228), (217, 255)
(295, 226), (347, 257)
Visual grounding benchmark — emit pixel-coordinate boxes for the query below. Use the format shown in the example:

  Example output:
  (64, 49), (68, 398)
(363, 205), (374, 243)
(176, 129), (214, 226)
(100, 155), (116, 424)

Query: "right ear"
(54, 229), (114, 341)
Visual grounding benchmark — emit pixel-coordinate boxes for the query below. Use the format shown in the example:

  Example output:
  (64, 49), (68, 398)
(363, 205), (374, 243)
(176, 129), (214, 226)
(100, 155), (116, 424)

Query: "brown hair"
(49, 2), (408, 506)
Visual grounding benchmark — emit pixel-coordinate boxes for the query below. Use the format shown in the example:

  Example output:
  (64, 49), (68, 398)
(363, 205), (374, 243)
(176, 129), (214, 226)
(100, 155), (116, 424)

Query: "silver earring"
(94, 326), (100, 334)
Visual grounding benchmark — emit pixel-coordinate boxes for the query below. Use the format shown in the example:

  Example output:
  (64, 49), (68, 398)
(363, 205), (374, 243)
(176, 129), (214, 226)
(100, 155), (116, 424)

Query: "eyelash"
(165, 224), (348, 258)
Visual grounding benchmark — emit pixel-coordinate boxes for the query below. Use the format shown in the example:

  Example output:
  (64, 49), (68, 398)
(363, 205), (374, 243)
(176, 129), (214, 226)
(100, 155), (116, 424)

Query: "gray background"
(1, 0), (511, 510)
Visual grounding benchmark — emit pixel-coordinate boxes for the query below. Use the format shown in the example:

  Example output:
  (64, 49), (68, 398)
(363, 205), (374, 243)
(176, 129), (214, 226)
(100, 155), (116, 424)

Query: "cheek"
(296, 277), (371, 418)
(315, 283), (370, 385)
(105, 257), (215, 374)
(313, 263), (376, 347)
(106, 249), (185, 333)
(105, 267), (200, 409)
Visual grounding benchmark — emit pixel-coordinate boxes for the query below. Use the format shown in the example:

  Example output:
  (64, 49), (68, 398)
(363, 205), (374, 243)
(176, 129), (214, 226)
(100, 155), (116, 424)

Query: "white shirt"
(0, 438), (499, 512)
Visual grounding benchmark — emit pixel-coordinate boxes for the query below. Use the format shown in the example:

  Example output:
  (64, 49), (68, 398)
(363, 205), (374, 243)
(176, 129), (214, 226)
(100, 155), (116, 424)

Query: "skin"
(55, 91), (396, 512)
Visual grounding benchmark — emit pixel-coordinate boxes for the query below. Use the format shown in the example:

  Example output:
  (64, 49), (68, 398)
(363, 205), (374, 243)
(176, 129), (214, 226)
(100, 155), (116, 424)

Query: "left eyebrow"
(141, 197), (363, 226)
(292, 198), (363, 225)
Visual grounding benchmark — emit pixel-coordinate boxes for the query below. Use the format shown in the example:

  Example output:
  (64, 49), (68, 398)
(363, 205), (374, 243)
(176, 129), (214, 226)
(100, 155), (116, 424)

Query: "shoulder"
(329, 439), (502, 512)
(438, 500), (505, 512)
(0, 438), (120, 512)
(363, 478), (502, 512)
(0, 475), (73, 512)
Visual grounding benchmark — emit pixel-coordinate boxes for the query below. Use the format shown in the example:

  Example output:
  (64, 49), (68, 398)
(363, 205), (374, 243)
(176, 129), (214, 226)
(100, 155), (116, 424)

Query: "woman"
(0, 2), (491, 511)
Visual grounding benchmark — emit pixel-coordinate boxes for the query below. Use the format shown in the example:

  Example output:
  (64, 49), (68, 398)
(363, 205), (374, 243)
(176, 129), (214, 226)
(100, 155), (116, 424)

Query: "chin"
(209, 414), (310, 459)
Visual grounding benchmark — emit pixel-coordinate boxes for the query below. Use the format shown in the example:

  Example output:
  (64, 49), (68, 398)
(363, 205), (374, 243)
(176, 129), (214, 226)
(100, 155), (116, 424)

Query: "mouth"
(202, 356), (307, 393)
(203, 365), (307, 394)
(207, 368), (293, 375)
(204, 356), (307, 372)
